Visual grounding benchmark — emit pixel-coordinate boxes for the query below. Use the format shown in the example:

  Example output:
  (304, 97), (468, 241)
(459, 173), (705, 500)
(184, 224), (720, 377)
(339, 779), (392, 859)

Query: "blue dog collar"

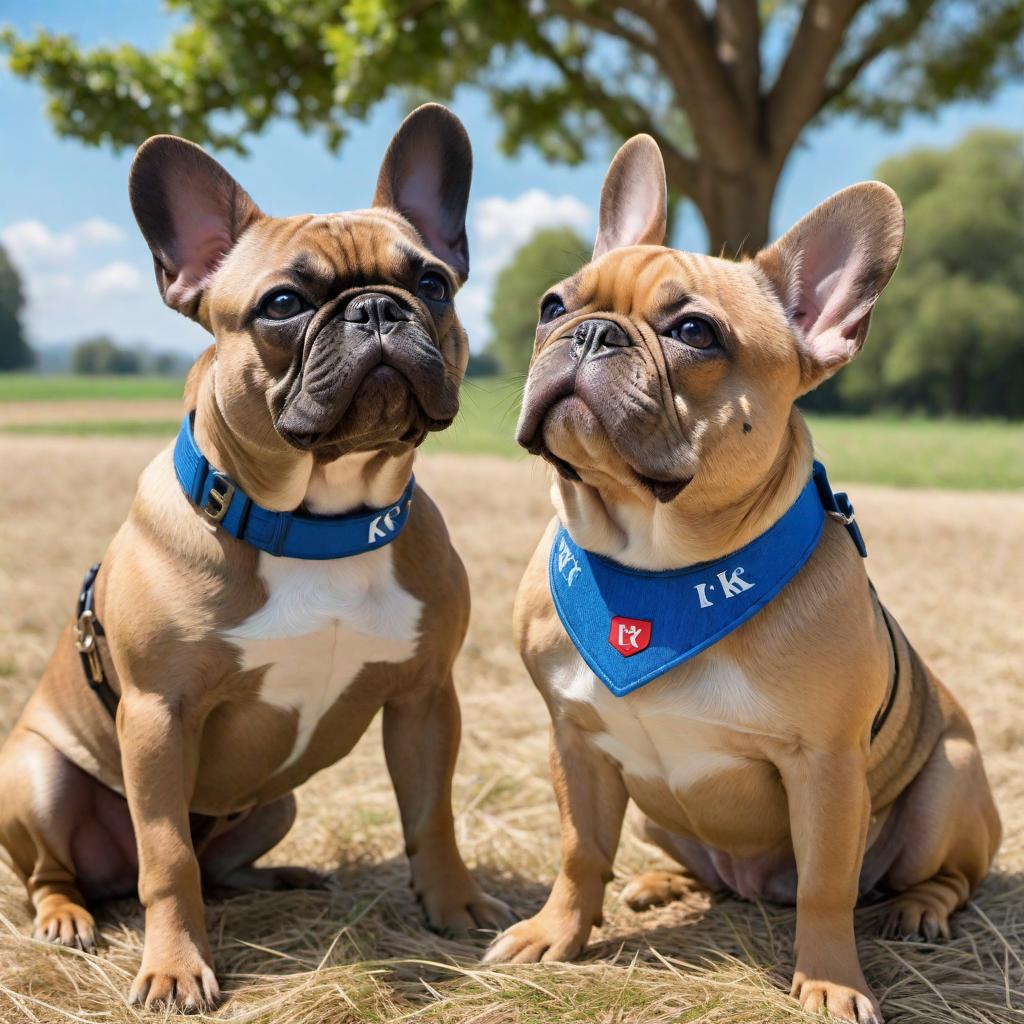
(173, 413), (414, 560)
(549, 461), (865, 697)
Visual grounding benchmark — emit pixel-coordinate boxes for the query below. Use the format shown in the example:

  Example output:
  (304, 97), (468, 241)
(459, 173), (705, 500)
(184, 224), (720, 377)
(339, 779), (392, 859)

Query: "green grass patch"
(806, 414), (1024, 490)
(426, 375), (525, 458)
(0, 374), (185, 402)
(1, 420), (181, 438)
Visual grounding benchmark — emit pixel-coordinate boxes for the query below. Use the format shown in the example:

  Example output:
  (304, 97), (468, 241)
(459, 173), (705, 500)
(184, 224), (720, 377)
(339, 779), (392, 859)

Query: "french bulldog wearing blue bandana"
(483, 135), (1000, 1023)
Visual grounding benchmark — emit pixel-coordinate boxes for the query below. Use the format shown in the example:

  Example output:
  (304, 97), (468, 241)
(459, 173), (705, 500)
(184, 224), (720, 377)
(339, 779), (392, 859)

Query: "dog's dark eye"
(417, 271), (450, 304)
(540, 296), (567, 324)
(668, 316), (717, 350)
(260, 290), (307, 320)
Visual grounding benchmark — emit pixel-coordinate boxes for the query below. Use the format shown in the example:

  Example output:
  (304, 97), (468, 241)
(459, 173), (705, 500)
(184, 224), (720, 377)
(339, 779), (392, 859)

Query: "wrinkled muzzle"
(273, 290), (458, 452)
(517, 318), (694, 501)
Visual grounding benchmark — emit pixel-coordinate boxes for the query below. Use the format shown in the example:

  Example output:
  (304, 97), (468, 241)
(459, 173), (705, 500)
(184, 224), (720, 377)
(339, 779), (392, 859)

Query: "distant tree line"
(0, 242), (33, 371)
(803, 129), (1024, 419)
(486, 130), (1024, 420)
(68, 337), (190, 376)
(487, 226), (591, 378)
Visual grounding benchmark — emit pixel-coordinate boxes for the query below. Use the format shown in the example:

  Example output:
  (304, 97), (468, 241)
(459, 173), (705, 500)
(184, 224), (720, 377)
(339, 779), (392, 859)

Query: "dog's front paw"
(791, 974), (882, 1024)
(419, 881), (516, 934)
(482, 908), (591, 964)
(129, 944), (220, 1014)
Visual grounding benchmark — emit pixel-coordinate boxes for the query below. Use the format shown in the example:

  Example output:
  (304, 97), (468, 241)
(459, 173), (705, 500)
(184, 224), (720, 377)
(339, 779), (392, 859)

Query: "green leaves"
(4, 2), (1023, 268)
(829, 0), (1024, 126)
(835, 130), (1024, 417)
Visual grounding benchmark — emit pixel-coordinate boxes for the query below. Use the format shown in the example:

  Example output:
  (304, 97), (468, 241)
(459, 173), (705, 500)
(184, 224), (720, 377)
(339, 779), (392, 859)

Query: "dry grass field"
(0, 429), (1022, 1024)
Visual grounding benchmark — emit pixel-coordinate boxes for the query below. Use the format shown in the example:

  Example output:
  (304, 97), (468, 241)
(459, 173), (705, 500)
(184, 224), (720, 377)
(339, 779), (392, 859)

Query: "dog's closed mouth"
(516, 401), (582, 482)
(278, 359), (453, 453)
(535, 443), (582, 482)
(636, 473), (691, 503)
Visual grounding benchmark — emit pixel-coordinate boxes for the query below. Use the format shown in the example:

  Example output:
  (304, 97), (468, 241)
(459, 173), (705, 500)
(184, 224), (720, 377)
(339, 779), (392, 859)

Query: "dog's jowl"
(0, 104), (512, 1012)
(484, 135), (1000, 1023)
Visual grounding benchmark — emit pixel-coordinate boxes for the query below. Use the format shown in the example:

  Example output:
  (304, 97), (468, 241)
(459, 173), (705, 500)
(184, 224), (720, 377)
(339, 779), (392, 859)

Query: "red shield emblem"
(609, 616), (652, 657)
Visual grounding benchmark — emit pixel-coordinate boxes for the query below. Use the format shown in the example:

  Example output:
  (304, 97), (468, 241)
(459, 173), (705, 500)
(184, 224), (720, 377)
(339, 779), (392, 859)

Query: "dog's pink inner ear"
(790, 230), (877, 357)
(755, 182), (904, 389)
(373, 104), (472, 281)
(130, 136), (262, 321)
(395, 162), (466, 274)
(158, 201), (237, 314)
(593, 134), (667, 258)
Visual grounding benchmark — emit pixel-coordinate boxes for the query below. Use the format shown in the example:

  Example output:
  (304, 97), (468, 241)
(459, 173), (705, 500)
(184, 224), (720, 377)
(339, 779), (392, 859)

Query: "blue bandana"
(173, 413), (414, 560)
(549, 462), (864, 697)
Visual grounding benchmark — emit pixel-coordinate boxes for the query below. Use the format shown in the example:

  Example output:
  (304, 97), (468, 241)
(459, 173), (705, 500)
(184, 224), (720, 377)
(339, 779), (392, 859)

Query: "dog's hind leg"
(0, 727), (109, 951)
(878, 700), (1000, 941)
(198, 794), (325, 891)
(621, 817), (713, 911)
(621, 868), (695, 911)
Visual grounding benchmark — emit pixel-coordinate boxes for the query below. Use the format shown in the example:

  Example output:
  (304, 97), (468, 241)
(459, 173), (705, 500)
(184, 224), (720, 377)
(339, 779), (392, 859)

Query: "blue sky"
(2, 1), (1022, 357)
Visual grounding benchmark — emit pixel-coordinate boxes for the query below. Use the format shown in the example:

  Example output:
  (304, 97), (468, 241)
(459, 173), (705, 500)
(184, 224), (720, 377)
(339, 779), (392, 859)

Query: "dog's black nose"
(570, 318), (630, 362)
(345, 292), (407, 332)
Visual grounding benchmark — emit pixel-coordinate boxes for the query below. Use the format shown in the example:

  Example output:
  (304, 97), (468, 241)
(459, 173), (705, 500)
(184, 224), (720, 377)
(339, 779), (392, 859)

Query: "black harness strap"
(74, 563), (120, 718)
(870, 596), (900, 742)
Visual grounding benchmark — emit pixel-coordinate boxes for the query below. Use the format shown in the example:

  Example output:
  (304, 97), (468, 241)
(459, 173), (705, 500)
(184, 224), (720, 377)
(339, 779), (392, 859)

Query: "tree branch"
(546, 0), (658, 57)
(617, 0), (753, 163)
(819, 0), (939, 111)
(528, 26), (700, 194)
(767, 0), (869, 159)
(714, 0), (762, 131)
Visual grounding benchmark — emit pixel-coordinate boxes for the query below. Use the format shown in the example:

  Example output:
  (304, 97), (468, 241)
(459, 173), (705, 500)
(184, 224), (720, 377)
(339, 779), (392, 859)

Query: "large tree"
(0, 243), (33, 372)
(4, 1), (1023, 253)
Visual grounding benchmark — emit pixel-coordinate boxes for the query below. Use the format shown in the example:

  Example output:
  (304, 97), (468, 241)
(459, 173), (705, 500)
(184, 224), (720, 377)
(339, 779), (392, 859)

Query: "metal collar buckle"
(203, 473), (236, 523)
(74, 610), (104, 685)
(827, 508), (856, 527)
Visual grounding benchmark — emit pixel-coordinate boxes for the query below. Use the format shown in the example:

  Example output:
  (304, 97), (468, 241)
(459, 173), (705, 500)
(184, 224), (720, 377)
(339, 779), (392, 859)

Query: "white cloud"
(84, 261), (143, 296)
(462, 190), (594, 349)
(76, 217), (125, 245)
(0, 215), (173, 349)
(1, 219), (78, 265)
(472, 190), (592, 278)
(454, 281), (491, 348)
(0, 216), (125, 267)
(32, 272), (77, 295)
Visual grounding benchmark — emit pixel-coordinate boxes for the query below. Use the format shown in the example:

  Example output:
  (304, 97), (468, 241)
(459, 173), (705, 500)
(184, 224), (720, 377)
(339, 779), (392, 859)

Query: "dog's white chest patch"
(225, 547), (422, 768)
(552, 649), (771, 791)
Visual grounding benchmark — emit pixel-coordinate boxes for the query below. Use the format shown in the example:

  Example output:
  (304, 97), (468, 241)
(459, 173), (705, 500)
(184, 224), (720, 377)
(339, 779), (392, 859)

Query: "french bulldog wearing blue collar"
(484, 135), (1000, 1024)
(0, 105), (512, 1013)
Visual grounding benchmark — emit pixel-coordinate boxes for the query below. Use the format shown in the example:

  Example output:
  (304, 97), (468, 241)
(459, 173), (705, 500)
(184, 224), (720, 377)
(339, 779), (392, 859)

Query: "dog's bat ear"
(129, 136), (263, 323)
(755, 182), (905, 393)
(593, 135), (667, 259)
(373, 104), (472, 282)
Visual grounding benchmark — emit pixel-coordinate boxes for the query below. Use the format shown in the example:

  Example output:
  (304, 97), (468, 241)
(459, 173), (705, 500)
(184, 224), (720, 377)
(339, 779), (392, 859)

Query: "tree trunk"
(683, 159), (780, 257)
